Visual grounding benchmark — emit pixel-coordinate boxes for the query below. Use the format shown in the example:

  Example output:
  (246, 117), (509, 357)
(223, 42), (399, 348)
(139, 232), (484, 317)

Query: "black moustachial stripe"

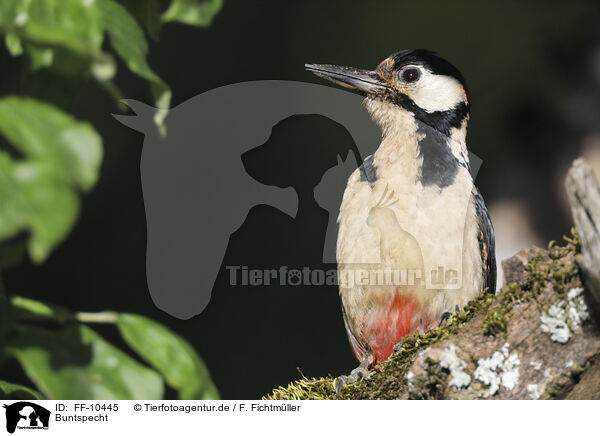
(390, 93), (469, 136)
(390, 94), (469, 189)
(359, 154), (377, 187)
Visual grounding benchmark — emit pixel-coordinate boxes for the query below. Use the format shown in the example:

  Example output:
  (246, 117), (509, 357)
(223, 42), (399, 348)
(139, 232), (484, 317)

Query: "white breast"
(336, 102), (483, 330)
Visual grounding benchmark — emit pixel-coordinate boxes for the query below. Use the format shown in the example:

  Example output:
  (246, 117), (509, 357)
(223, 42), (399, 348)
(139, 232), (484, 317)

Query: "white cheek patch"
(407, 73), (467, 113)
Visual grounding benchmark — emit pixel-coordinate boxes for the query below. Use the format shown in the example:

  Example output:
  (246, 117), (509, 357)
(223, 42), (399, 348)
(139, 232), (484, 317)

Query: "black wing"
(473, 187), (496, 294)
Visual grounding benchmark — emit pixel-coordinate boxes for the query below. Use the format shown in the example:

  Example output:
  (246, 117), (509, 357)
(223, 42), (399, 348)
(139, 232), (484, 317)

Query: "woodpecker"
(306, 50), (496, 386)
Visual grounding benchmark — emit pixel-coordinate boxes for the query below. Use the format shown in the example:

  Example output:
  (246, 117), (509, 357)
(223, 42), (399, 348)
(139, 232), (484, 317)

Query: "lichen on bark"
(266, 230), (600, 400)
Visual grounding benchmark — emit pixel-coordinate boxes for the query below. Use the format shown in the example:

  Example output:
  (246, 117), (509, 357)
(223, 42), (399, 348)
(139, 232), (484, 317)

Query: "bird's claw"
(438, 311), (452, 327)
(393, 339), (404, 352)
(335, 359), (371, 397)
(439, 305), (463, 327)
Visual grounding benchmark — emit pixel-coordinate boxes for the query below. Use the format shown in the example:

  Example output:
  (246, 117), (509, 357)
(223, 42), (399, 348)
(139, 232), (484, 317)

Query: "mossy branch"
(266, 158), (600, 400)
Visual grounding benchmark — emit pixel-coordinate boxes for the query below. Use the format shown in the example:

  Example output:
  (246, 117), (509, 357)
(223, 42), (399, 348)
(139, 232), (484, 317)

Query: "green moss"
(525, 228), (581, 314)
(265, 378), (336, 400)
(481, 282), (523, 336)
(264, 292), (491, 400)
(481, 228), (581, 337)
(264, 229), (583, 400)
(343, 292), (496, 399)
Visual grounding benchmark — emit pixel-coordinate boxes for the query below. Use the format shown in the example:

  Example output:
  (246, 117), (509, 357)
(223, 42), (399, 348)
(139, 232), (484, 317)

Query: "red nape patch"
(364, 294), (423, 364)
(465, 86), (472, 113)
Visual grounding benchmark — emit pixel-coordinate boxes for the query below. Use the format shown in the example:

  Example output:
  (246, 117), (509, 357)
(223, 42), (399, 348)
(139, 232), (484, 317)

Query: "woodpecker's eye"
(401, 68), (420, 83)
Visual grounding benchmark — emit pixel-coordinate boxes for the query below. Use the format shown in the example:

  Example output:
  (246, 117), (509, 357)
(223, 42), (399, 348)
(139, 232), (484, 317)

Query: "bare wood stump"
(566, 158), (600, 317)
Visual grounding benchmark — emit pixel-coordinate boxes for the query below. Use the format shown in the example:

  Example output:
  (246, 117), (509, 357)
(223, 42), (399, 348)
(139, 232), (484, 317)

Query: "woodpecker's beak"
(305, 64), (388, 96)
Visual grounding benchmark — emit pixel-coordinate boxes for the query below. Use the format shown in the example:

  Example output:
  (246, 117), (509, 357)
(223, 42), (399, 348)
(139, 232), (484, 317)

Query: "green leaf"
(96, 0), (171, 111)
(26, 44), (54, 70)
(0, 0), (105, 57)
(162, 0), (223, 27)
(11, 296), (72, 323)
(117, 313), (219, 399)
(0, 380), (43, 400)
(7, 325), (164, 400)
(5, 33), (22, 56)
(121, 0), (162, 41)
(0, 97), (102, 262)
(0, 97), (102, 190)
(0, 156), (79, 262)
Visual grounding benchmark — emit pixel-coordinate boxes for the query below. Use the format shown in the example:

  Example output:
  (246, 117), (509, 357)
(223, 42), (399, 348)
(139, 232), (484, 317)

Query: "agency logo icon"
(115, 80), (484, 319)
(2, 402), (50, 434)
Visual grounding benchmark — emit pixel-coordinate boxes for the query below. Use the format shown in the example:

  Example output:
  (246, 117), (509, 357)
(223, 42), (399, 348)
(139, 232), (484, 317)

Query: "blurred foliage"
(0, 379), (42, 400)
(5, 297), (219, 399)
(0, 97), (101, 263)
(0, 0), (222, 400)
(117, 313), (219, 400)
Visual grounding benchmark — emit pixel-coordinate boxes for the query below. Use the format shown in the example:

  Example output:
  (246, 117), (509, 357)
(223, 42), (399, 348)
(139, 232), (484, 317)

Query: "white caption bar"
(0, 400), (593, 436)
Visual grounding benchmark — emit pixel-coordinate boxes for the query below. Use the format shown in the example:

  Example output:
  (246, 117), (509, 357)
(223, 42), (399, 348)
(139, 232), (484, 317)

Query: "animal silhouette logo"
(367, 185), (425, 289)
(3, 402), (50, 434)
(113, 81), (379, 319)
(114, 80), (484, 318)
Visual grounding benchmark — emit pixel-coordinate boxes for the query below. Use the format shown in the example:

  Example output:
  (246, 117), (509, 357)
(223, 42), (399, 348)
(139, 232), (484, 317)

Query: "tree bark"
(566, 158), (600, 317)
(266, 158), (600, 400)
